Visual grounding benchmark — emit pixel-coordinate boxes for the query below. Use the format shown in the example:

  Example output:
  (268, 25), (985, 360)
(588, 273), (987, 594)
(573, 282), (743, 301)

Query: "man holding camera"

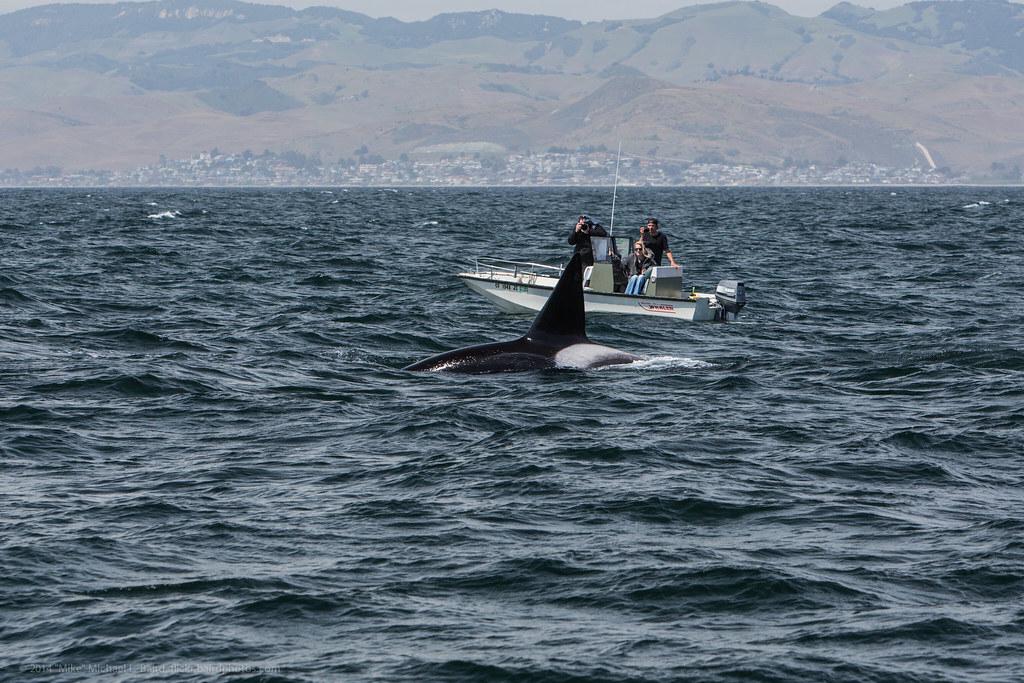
(640, 217), (678, 267)
(567, 214), (607, 267)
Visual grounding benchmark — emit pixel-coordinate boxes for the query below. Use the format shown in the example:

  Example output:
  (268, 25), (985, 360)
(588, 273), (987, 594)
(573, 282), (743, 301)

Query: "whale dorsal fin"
(526, 253), (587, 341)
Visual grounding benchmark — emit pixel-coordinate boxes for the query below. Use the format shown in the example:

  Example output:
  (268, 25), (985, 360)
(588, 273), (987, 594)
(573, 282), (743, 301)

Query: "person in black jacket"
(567, 214), (607, 267)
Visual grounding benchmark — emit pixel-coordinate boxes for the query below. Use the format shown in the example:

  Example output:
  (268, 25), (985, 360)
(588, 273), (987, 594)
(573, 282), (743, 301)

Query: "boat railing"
(472, 257), (563, 279)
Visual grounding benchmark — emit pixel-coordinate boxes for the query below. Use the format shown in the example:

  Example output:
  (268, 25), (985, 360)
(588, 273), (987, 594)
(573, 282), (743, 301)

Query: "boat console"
(647, 266), (683, 298)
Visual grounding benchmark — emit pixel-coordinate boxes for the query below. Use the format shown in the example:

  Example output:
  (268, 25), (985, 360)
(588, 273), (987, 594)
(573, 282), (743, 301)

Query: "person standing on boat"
(624, 241), (656, 295)
(640, 217), (678, 267)
(568, 214), (607, 268)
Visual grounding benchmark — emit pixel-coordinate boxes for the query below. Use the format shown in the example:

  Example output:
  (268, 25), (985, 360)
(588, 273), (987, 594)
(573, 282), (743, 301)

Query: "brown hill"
(0, 0), (1022, 174)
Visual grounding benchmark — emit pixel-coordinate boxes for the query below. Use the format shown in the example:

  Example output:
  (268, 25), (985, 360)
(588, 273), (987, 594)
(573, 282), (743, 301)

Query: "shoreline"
(1, 183), (1022, 190)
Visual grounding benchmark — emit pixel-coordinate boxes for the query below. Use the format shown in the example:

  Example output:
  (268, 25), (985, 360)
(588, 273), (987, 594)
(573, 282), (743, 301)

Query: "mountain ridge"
(1, 0), (1022, 176)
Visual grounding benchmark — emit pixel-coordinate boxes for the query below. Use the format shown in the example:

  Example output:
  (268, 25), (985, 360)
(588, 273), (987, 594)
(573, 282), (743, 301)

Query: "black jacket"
(567, 223), (608, 267)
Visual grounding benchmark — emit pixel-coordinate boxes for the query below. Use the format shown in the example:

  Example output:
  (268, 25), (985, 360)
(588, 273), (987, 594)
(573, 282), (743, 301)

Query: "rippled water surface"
(2, 187), (1023, 681)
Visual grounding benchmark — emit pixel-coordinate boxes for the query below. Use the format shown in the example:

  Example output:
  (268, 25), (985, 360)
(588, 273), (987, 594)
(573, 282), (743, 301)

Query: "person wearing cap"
(640, 217), (678, 267)
(567, 214), (607, 268)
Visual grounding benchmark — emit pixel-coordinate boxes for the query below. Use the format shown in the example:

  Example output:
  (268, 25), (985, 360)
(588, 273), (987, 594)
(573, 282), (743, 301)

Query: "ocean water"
(2, 187), (1022, 682)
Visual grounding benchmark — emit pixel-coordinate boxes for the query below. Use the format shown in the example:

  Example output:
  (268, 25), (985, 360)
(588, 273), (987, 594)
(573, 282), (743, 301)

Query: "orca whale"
(405, 253), (639, 373)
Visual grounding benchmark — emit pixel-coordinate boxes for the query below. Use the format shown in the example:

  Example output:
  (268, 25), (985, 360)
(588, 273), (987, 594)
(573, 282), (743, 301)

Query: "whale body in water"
(405, 253), (639, 373)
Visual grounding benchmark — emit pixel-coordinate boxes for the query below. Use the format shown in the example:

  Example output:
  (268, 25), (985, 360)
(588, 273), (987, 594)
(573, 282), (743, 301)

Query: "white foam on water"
(962, 203), (980, 209)
(147, 210), (181, 219)
(616, 355), (714, 371)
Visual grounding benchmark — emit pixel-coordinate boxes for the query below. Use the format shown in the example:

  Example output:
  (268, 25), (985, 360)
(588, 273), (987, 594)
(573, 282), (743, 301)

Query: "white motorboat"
(458, 236), (747, 322)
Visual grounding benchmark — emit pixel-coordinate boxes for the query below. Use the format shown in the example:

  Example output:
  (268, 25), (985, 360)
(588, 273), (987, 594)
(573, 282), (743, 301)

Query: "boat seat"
(586, 264), (614, 293)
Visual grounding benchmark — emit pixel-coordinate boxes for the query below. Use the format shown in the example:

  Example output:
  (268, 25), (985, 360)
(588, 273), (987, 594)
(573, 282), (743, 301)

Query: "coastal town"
(0, 148), (1003, 187)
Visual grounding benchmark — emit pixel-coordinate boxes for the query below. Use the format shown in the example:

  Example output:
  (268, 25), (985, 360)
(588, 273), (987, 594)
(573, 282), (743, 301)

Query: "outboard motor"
(715, 280), (747, 320)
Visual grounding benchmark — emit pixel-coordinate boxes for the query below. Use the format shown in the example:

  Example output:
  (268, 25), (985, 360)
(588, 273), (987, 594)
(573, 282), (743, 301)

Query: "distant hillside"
(824, 1), (1024, 71)
(0, 1), (578, 57)
(0, 0), (1022, 177)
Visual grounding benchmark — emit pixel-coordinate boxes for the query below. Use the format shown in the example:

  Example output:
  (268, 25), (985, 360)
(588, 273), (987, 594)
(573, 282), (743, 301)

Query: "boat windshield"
(590, 236), (631, 262)
(610, 237), (632, 260)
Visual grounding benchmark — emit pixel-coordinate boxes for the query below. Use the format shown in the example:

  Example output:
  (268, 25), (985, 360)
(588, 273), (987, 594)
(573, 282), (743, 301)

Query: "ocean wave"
(568, 494), (785, 524)
(31, 372), (216, 397)
(791, 615), (1002, 645)
(612, 565), (872, 612)
(392, 659), (644, 683)
(801, 459), (957, 484)
(0, 286), (35, 305)
(86, 576), (299, 599)
(297, 273), (355, 287)
(0, 404), (62, 423)
(72, 327), (207, 351)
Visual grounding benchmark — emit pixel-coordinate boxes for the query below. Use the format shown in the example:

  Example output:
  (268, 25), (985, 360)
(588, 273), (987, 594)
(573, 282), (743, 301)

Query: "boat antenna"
(609, 140), (622, 237)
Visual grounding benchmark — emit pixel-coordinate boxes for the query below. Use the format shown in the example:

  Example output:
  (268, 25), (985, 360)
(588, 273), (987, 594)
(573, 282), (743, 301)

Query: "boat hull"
(459, 273), (719, 321)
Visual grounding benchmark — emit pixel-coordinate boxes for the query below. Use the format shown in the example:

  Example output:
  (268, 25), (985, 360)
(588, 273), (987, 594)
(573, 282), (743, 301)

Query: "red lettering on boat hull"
(638, 302), (675, 314)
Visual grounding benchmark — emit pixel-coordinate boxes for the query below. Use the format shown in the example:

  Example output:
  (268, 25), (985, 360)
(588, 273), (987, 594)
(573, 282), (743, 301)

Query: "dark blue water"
(2, 187), (1023, 681)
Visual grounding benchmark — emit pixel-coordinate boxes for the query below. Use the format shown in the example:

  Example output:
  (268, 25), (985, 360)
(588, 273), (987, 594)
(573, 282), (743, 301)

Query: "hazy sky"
(0, 0), (913, 21)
